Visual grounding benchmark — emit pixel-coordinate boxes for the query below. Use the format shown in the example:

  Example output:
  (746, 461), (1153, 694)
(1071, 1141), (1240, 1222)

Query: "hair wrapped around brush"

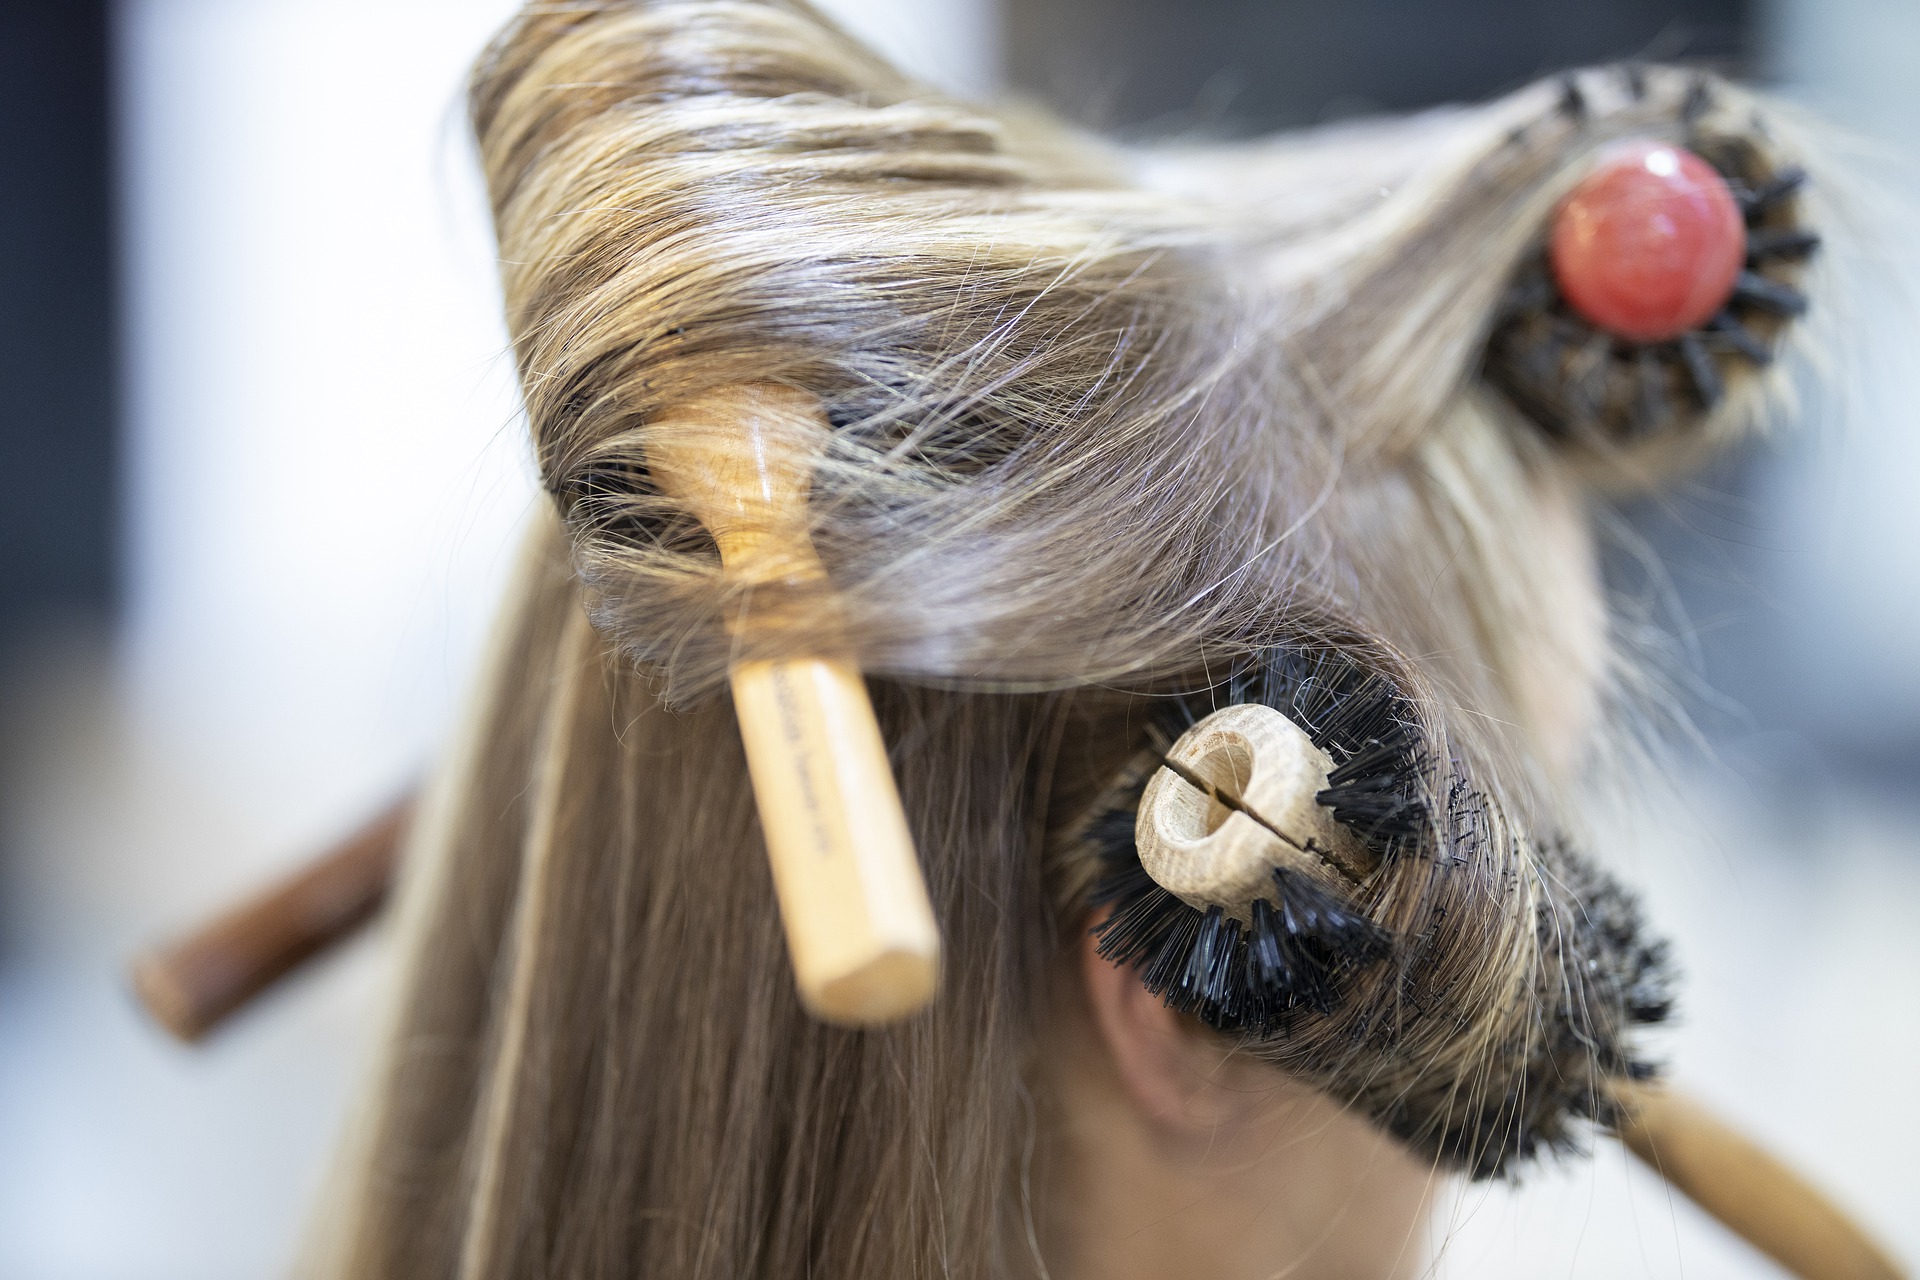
(303, 3), (1831, 1276)
(475, 1), (1822, 702)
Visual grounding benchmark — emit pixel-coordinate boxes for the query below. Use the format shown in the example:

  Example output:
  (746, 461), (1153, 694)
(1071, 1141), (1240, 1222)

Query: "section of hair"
(302, 2), (1833, 1275)
(307, 516), (1075, 1278)
(471, 2), (1816, 705)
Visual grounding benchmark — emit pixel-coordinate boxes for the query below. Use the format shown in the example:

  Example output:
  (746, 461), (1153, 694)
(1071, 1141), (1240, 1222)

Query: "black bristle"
(1092, 853), (1392, 1031)
(1742, 164), (1807, 218)
(1620, 62), (1647, 102)
(1634, 347), (1669, 436)
(1681, 76), (1713, 125)
(1732, 270), (1808, 317)
(1244, 897), (1290, 990)
(1708, 311), (1773, 365)
(1261, 652), (1428, 858)
(1274, 868), (1391, 959)
(1678, 332), (1722, 408)
(1517, 338), (1563, 402)
(1496, 274), (1553, 322)
(1747, 227), (1821, 261)
(1171, 906), (1244, 1020)
(1557, 75), (1587, 123)
(1141, 908), (1201, 995)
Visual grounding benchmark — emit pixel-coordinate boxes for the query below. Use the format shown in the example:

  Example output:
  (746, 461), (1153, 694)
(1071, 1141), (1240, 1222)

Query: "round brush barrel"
(647, 384), (939, 1025)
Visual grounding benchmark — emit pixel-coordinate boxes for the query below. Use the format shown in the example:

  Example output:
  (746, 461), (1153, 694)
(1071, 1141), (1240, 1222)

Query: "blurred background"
(0, 1), (1912, 1276)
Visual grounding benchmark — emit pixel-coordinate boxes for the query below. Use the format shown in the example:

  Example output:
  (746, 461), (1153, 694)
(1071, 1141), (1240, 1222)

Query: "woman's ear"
(1078, 917), (1277, 1143)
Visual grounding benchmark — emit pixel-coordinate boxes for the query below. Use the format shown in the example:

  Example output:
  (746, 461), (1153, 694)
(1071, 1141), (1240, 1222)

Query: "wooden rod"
(647, 383), (940, 1025)
(1610, 1079), (1906, 1280)
(130, 796), (411, 1043)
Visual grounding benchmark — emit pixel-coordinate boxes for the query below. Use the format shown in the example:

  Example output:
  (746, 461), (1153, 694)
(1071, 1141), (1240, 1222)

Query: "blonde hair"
(305, 3), (1826, 1275)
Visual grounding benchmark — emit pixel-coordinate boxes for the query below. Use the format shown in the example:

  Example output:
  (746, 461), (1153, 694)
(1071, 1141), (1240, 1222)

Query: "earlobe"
(1079, 918), (1269, 1139)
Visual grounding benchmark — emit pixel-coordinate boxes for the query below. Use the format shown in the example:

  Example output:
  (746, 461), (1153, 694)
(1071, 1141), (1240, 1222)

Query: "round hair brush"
(645, 383), (940, 1025)
(1122, 694), (1903, 1280)
(127, 386), (942, 1033)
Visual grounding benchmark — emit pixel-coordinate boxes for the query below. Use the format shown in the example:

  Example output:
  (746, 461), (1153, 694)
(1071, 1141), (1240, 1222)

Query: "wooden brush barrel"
(1136, 702), (1373, 913)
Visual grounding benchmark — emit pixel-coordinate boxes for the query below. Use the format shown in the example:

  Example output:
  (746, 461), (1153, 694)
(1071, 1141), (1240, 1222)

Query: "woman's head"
(304, 4), (1825, 1276)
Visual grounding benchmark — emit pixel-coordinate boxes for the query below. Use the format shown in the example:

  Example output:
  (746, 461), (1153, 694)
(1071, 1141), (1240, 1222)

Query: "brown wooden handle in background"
(130, 796), (411, 1042)
(1611, 1079), (1907, 1280)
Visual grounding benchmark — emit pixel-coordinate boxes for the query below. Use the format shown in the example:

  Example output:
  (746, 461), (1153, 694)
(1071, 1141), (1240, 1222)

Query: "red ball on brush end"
(1549, 141), (1746, 342)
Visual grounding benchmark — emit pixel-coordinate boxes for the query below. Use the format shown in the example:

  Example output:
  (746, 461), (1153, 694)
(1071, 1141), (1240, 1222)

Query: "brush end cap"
(803, 947), (939, 1026)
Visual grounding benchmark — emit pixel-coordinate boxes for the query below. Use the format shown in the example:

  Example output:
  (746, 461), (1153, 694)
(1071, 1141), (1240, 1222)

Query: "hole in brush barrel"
(1152, 704), (1372, 891)
(1179, 737), (1255, 837)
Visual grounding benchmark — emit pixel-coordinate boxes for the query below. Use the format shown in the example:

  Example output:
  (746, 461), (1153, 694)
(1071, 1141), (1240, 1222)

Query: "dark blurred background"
(0, 0), (115, 658)
(1009, 0), (1747, 131)
(1, 2), (1912, 1277)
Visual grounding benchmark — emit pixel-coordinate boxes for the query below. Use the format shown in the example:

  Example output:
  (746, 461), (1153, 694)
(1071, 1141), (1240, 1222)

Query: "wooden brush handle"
(131, 796), (411, 1042)
(729, 657), (938, 1022)
(648, 384), (939, 1025)
(1610, 1079), (1906, 1280)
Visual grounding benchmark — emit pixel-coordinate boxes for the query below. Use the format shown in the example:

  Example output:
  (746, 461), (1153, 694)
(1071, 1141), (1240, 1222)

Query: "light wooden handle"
(1611, 1080), (1907, 1280)
(648, 383), (939, 1024)
(731, 657), (938, 1022)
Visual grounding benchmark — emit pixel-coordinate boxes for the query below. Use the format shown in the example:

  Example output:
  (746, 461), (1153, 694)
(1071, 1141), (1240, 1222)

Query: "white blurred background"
(0, 1), (1912, 1276)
